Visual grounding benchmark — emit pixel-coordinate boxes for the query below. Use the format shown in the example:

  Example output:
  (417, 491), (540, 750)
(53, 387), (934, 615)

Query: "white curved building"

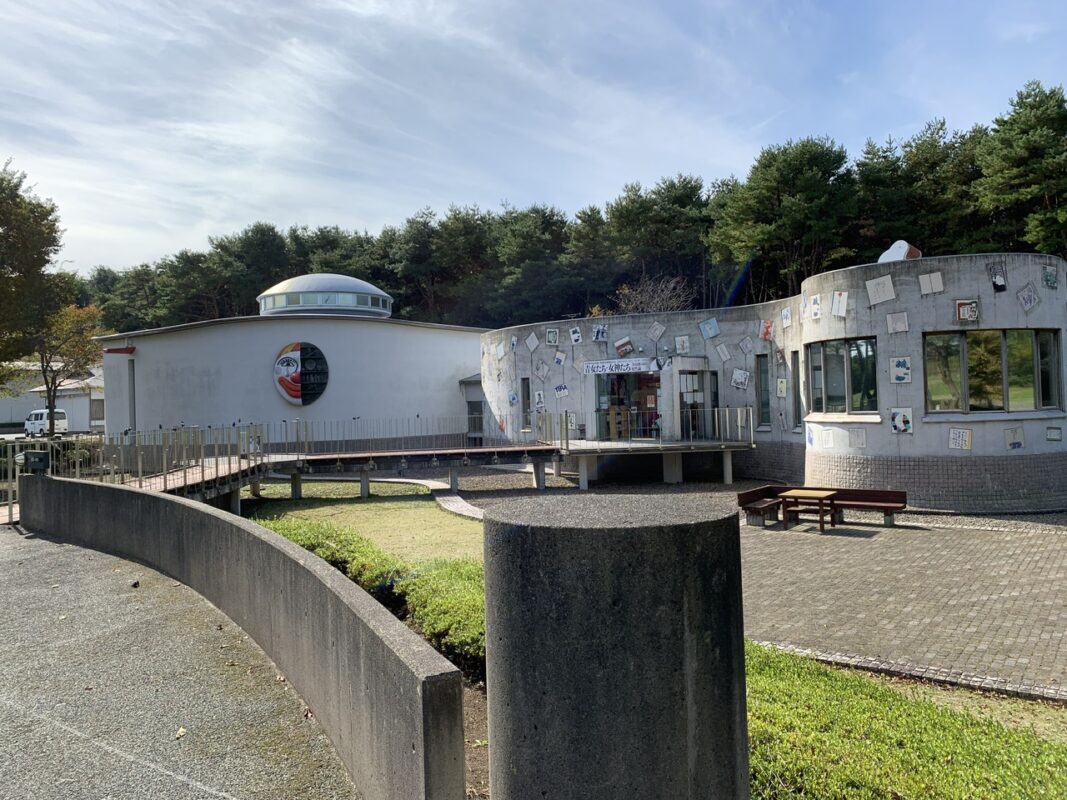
(101, 275), (483, 435)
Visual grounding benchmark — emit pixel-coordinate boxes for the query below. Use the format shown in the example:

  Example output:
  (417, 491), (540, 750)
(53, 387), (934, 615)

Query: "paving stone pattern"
(740, 520), (1067, 701)
(419, 468), (1067, 702)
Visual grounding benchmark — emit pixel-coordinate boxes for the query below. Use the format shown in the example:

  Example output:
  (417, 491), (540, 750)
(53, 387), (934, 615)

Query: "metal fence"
(552, 406), (755, 451)
(1, 406), (754, 523)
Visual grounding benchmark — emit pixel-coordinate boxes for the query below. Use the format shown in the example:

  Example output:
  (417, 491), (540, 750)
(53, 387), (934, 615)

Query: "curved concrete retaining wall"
(18, 475), (464, 800)
(483, 495), (749, 799)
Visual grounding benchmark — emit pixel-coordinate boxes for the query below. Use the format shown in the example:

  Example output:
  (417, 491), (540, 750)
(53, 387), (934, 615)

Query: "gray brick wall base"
(734, 442), (805, 485)
(805, 450), (1067, 513)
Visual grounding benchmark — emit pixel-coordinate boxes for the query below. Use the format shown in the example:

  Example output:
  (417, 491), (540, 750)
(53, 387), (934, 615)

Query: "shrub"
(398, 559), (486, 675)
(256, 517), (407, 595)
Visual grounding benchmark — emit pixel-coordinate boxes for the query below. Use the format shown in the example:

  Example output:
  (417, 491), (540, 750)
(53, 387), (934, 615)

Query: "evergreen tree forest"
(80, 81), (1067, 332)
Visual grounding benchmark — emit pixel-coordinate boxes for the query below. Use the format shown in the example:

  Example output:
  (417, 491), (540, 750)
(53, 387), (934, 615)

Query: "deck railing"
(1, 406), (754, 522)
(553, 406), (755, 451)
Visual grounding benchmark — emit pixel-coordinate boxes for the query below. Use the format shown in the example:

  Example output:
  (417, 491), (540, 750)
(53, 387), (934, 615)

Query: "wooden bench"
(736, 485), (784, 527)
(801, 487), (907, 527)
(737, 485), (907, 527)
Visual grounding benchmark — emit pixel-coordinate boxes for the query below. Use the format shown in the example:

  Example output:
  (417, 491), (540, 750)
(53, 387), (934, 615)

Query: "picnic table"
(779, 488), (837, 533)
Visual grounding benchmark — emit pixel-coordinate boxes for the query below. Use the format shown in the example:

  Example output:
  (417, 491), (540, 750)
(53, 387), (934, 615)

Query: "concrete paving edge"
(17, 475), (466, 800)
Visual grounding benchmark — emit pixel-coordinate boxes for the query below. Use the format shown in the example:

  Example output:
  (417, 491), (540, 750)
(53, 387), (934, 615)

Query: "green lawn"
(244, 479), (484, 562)
(250, 487), (1067, 799)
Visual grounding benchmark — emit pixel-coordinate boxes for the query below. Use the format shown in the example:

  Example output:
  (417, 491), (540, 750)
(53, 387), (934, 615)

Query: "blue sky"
(2, 0), (1065, 273)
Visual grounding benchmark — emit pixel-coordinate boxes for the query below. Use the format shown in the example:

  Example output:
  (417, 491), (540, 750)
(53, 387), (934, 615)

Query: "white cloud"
(1, 0), (1065, 272)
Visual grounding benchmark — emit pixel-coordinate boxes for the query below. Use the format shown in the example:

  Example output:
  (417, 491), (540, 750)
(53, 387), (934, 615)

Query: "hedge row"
(256, 517), (486, 672)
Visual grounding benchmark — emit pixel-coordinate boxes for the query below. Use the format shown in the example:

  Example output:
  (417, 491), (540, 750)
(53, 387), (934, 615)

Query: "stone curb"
(753, 640), (1067, 705)
(431, 490), (484, 520)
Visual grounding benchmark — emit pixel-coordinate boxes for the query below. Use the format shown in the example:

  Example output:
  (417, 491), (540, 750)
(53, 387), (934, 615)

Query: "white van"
(24, 409), (68, 437)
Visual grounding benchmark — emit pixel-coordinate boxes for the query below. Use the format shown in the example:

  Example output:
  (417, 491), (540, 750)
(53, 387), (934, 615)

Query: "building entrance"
(595, 373), (661, 439)
(679, 370), (718, 439)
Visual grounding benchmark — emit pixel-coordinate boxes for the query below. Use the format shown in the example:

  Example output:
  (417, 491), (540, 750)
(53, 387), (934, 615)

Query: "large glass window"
(967, 330), (1004, 411)
(806, 337), (878, 414)
(791, 350), (802, 428)
(823, 341), (847, 412)
(809, 343), (824, 412)
(755, 355), (771, 426)
(520, 377), (531, 429)
(1038, 331), (1060, 409)
(925, 334), (963, 411)
(1006, 330), (1036, 411)
(924, 330), (1061, 413)
(849, 339), (878, 411)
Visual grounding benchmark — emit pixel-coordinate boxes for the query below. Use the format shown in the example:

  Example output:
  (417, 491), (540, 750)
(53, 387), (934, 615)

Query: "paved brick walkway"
(740, 520), (1067, 701)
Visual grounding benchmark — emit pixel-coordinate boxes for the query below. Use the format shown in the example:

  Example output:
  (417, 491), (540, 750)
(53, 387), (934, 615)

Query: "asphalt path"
(0, 527), (360, 800)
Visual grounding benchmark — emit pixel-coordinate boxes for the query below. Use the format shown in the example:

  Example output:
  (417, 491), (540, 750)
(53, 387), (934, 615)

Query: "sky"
(2, 0), (1066, 274)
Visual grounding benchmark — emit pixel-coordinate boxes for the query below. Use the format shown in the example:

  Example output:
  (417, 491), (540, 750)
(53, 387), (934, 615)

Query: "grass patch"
(245, 480), (484, 562)
(746, 643), (1066, 798)
(255, 510), (1067, 799)
(880, 676), (1067, 747)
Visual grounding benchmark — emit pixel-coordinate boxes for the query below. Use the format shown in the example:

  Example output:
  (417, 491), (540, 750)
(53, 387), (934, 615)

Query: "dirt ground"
(463, 683), (490, 798)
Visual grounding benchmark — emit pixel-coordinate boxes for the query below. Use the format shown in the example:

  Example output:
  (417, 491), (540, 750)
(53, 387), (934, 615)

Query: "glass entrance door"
(679, 371), (718, 440)
(595, 373), (661, 439)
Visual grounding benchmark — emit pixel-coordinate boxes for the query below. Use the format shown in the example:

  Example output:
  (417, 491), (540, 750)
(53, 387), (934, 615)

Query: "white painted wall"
(0, 372), (47, 426)
(101, 316), (483, 433)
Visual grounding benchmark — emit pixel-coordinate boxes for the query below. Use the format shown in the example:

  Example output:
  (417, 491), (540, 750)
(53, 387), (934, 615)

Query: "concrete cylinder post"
(530, 460), (546, 491)
(290, 471), (302, 500)
(484, 496), (749, 800)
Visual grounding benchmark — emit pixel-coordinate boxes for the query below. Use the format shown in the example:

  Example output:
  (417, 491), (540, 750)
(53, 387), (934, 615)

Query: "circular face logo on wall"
(273, 343), (329, 405)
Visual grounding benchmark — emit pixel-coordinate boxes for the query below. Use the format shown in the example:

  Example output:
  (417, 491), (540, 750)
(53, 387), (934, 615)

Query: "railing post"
(7, 446), (13, 525)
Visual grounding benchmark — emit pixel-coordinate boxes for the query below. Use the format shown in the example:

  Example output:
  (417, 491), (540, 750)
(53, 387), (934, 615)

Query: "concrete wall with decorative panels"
(483, 253), (1067, 511)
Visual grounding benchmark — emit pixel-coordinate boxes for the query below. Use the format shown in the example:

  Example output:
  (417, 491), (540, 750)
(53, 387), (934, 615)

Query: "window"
(755, 354), (771, 426)
(791, 350), (802, 427)
(467, 401), (484, 435)
(90, 399), (105, 421)
(371, 296), (382, 308)
(357, 294), (370, 307)
(806, 337), (878, 414)
(924, 330), (1061, 412)
(285, 293), (300, 306)
(520, 377), (532, 429)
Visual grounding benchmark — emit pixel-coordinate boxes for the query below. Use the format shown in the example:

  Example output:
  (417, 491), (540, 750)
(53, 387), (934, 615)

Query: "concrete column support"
(250, 480), (262, 498)
(360, 470), (370, 500)
(552, 459), (562, 477)
(577, 455), (598, 491)
(531, 461), (546, 491)
(448, 467), (460, 493)
(290, 472), (302, 500)
(662, 452), (683, 484)
(484, 497), (749, 800)
(228, 489), (241, 516)
(722, 449), (733, 485)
